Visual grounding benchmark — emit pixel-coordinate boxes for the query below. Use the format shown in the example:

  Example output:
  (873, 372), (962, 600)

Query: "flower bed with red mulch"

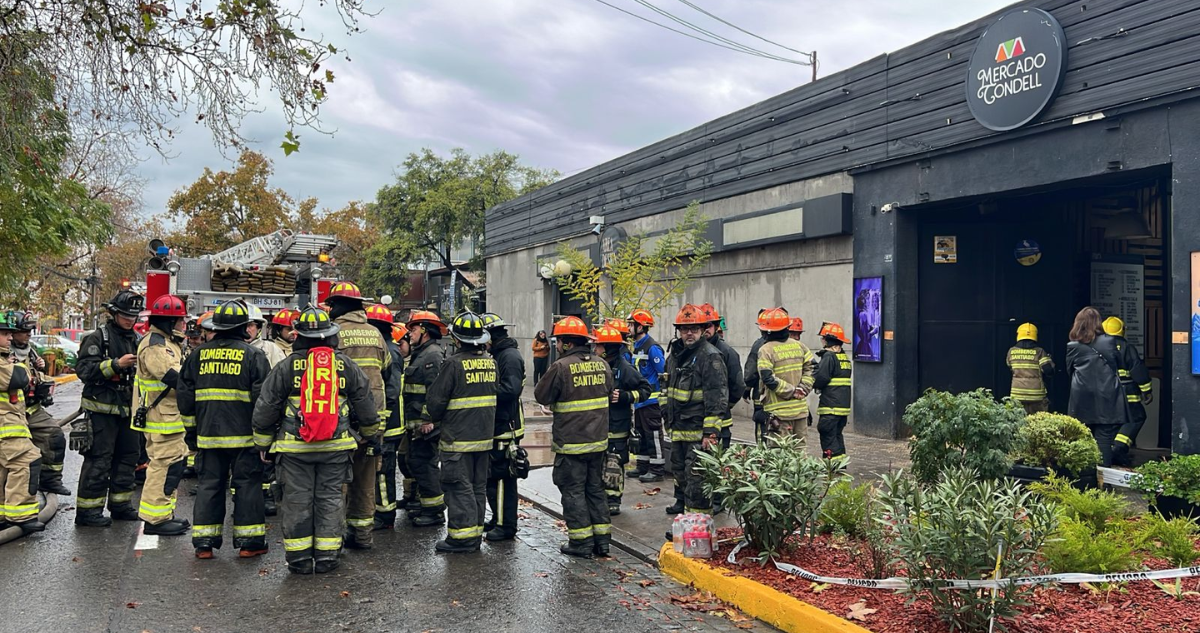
(708, 528), (1200, 633)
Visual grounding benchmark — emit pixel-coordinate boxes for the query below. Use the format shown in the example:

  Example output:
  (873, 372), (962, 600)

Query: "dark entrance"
(915, 169), (1171, 448)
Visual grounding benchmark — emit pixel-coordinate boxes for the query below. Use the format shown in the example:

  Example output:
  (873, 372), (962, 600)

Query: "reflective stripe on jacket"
(426, 348), (496, 452)
(1007, 342), (1052, 402)
(814, 349), (852, 417)
(756, 339), (812, 421)
(663, 339), (728, 441)
(133, 327), (184, 434)
(178, 337), (271, 449)
(0, 354), (30, 438)
(403, 339), (446, 431)
(534, 346), (612, 454)
(604, 350), (651, 439)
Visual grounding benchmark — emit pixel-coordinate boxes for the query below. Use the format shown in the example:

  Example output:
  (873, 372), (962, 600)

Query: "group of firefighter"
(0, 280), (853, 572)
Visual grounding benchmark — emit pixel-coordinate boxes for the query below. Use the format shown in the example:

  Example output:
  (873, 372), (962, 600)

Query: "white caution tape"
(726, 540), (1200, 590)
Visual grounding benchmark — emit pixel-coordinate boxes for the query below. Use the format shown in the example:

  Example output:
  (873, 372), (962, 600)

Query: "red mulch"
(707, 528), (1200, 633)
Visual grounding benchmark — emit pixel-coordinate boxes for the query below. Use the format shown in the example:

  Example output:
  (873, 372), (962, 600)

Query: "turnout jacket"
(490, 336), (526, 441)
(403, 339), (447, 433)
(631, 334), (665, 409)
(742, 335), (768, 400)
(756, 339), (812, 422)
(535, 345), (613, 455)
(1066, 334), (1130, 428)
(710, 335), (744, 428)
(334, 311), (391, 422)
(1006, 340), (1054, 403)
(426, 348), (497, 453)
(177, 337), (271, 449)
(382, 340), (406, 440)
(77, 320), (139, 418)
(602, 349), (651, 440)
(1113, 336), (1152, 404)
(251, 337), (287, 368)
(663, 338), (728, 441)
(251, 347), (379, 453)
(133, 326), (184, 434)
(813, 348), (852, 417)
(12, 343), (47, 414)
(0, 349), (30, 439)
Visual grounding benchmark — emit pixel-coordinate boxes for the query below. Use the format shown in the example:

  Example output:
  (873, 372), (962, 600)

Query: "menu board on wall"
(1090, 259), (1144, 351)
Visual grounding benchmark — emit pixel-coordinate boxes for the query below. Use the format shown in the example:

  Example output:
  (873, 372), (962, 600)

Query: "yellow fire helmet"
(1016, 323), (1038, 342)
(1102, 316), (1125, 338)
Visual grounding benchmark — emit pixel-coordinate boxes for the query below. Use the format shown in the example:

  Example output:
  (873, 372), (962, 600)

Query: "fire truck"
(141, 230), (343, 316)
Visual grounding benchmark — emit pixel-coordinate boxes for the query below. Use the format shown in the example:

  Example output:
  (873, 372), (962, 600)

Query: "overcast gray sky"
(135, 0), (1019, 217)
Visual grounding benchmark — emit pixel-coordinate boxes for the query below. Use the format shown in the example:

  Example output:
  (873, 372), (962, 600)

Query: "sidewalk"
(518, 385), (910, 560)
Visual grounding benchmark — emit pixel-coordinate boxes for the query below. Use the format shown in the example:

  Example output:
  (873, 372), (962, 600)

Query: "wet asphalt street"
(0, 381), (763, 633)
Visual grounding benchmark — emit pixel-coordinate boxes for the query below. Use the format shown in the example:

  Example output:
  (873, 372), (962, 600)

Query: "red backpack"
(298, 347), (340, 442)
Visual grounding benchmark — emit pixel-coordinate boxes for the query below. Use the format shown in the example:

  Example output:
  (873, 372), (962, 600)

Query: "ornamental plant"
(1132, 454), (1200, 506)
(877, 467), (1058, 632)
(905, 389), (1026, 484)
(1012, 413), (1101, 477)
(695, 436), (845, 559)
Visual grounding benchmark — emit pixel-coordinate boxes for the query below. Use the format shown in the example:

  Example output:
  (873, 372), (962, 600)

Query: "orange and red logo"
(995, 37), (1026, 63)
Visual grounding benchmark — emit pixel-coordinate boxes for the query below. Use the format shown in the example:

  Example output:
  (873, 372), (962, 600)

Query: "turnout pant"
(191, 447), (266, 550)
(1113, 403), (1148, 465)
(375, 442), (399, 523)
(0, 435), (41, 523)
(345, 443), (379, 544)
(817, 414), (848, 457)
(604, 436), (629, 506)
(486, 444), (519, 536)
(670, 439), (711, 514)
(277, 450), (351, 565)
(28, 408), (65, 492)
(633, 405), (666, 475)
(1091, 424), (1122, 467)
(1019, 398), (1050, 416)
(409, 435), (444, 516)
(77, 412), (140, 516)
(553, 452), (611, 550)
(138, 431), (188, 525)
(441, 451), (489, 545)
(397, 432), (417, 506)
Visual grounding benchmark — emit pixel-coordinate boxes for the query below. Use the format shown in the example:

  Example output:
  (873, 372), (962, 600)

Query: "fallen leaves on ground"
(533, 572), (549, 578)
(339, 591), (351, 598)
(638, 579), (656, 587)
(846, 601), (878, 622)
(644, 487), (661, 496)
(633, 503), (652, 510)
(126, 602), (140, 609)
(554, 520), (568, 533)
(810, 582), (831, 593)
(669, 591), (726, 612)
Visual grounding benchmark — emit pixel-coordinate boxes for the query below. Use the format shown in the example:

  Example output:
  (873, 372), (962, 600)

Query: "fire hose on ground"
(0, 408), (81, 546)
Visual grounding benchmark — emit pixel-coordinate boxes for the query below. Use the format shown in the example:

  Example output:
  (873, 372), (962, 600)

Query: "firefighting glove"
(69, 416), (93, 453)
(184, 427), (198, 451)
(364, 435), (382, 456)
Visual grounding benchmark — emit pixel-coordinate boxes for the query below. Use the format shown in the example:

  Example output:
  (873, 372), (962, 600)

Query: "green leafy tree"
(363, 148), (557, 290)
(553, 201), (712, 322)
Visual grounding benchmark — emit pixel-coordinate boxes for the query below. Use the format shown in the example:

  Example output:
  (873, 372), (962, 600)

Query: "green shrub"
(1013, 413), (1101, 477)
(1134, 513), (1200, 567)
(1042, 516), (1142, 574)
(904, 389), (1025, 484)
(819, 480), (871, 537)
(877, 467), (1057, 632)
(1132, 454), (1200, 506)
(695, 435), (844, 558)
(1027, 473), (1130, 533)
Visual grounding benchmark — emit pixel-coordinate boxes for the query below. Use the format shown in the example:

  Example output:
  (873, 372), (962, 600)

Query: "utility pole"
(812, 50), (818, 83)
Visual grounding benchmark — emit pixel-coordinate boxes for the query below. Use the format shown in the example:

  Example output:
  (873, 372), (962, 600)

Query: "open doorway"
(915, 168), (1171, 450)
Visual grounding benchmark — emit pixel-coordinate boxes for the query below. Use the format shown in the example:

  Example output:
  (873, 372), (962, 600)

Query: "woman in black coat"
(1066, 306), (1130, 467)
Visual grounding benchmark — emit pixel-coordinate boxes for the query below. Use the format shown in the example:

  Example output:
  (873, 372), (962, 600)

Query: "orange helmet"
(365, 303), (394, 325)
(629, 309), (655, 327)
(593, 325), (624, 345)
(697, 303), (720, 324)
(327, 281), (365, 302)
(272, 308), (297, 327)
(605, 318), (630, 336)
(788, 317), (805, 333)
(197, 310), (216, 331)
(407, 309), (448, 335)
(392, 324), (409, 343)
(757, 307), (790, 332)
(819, 322), (850, 344)
(674, 304), (707, 327)
(553, 316), (591, 339)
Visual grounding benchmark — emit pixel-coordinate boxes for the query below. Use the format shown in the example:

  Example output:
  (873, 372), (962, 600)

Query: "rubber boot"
(638, 471), (664, 483)
(485, 527), (517, 542)
(195, 548), (215, 560)
(372, 514), (395, 531)
(435, 538), (481, 553)
(75, 509), (113, 528)
(239, 546), (269, 558)
(143, 518), (191, 536)
(664, 502), (683, 515)
(343, 529), (372, 550)
(288, 559), (315, 575)
(411, 512), (445, 528)
(111, 507), (140, 522)
(560, 541), (594, 559)
(41, 482), (72, 496)
(314, 558), (340, 574)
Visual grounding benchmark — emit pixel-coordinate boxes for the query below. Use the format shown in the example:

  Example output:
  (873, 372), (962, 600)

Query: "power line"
(588, 0), (809, 65)
(630, 0), (811, 65)
(674, 0), (813, 59)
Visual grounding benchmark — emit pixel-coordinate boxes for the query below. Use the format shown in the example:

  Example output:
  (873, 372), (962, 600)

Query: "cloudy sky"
(135, 0), (1019, 217)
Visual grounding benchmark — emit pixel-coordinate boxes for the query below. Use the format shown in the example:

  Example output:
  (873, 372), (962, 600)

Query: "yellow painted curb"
(658, 543), (874, 633)
(52, 374), (78, 385)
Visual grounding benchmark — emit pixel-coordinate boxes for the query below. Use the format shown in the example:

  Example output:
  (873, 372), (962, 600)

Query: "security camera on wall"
(591, 224), (605, 236)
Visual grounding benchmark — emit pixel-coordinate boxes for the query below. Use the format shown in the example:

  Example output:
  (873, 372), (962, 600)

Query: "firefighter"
(1104, 317), (1153, 466)
(698, 304), (743, 449)
(787, 317), (817, 429)
(197, 311), (217, 342)
(325, 282), (390, 549)
(269, 308), (297, 358)
(606, 318), (634, 364)
(133, 294), (192, 536)
(534, 316), (614, 558)
(391, 323), (419, 514)
(252, 307), (379, 575)
(404, 310), (449, 526)
(813, 322), (853, 459)
(184, 319), (204, 354)
(12, 312), (69, 495)
(627, 309), (667, 483)
(0, 311), (44, 534)
(755, 308), (811, 443)
(593, 325), (650, 516)
(178, 300), (272, 558)
(1006, 323), (1055, 416)
(365, 304), (404, 531)
(662, 304), (728, 517)
(72, 290), (144, 527)
(424, 312), (496, 553)
(742, 309), (770, 443)
(481, 312), (525, 541)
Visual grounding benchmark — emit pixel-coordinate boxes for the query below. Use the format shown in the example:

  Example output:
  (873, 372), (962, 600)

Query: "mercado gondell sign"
(966, 8), (1068, 132)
